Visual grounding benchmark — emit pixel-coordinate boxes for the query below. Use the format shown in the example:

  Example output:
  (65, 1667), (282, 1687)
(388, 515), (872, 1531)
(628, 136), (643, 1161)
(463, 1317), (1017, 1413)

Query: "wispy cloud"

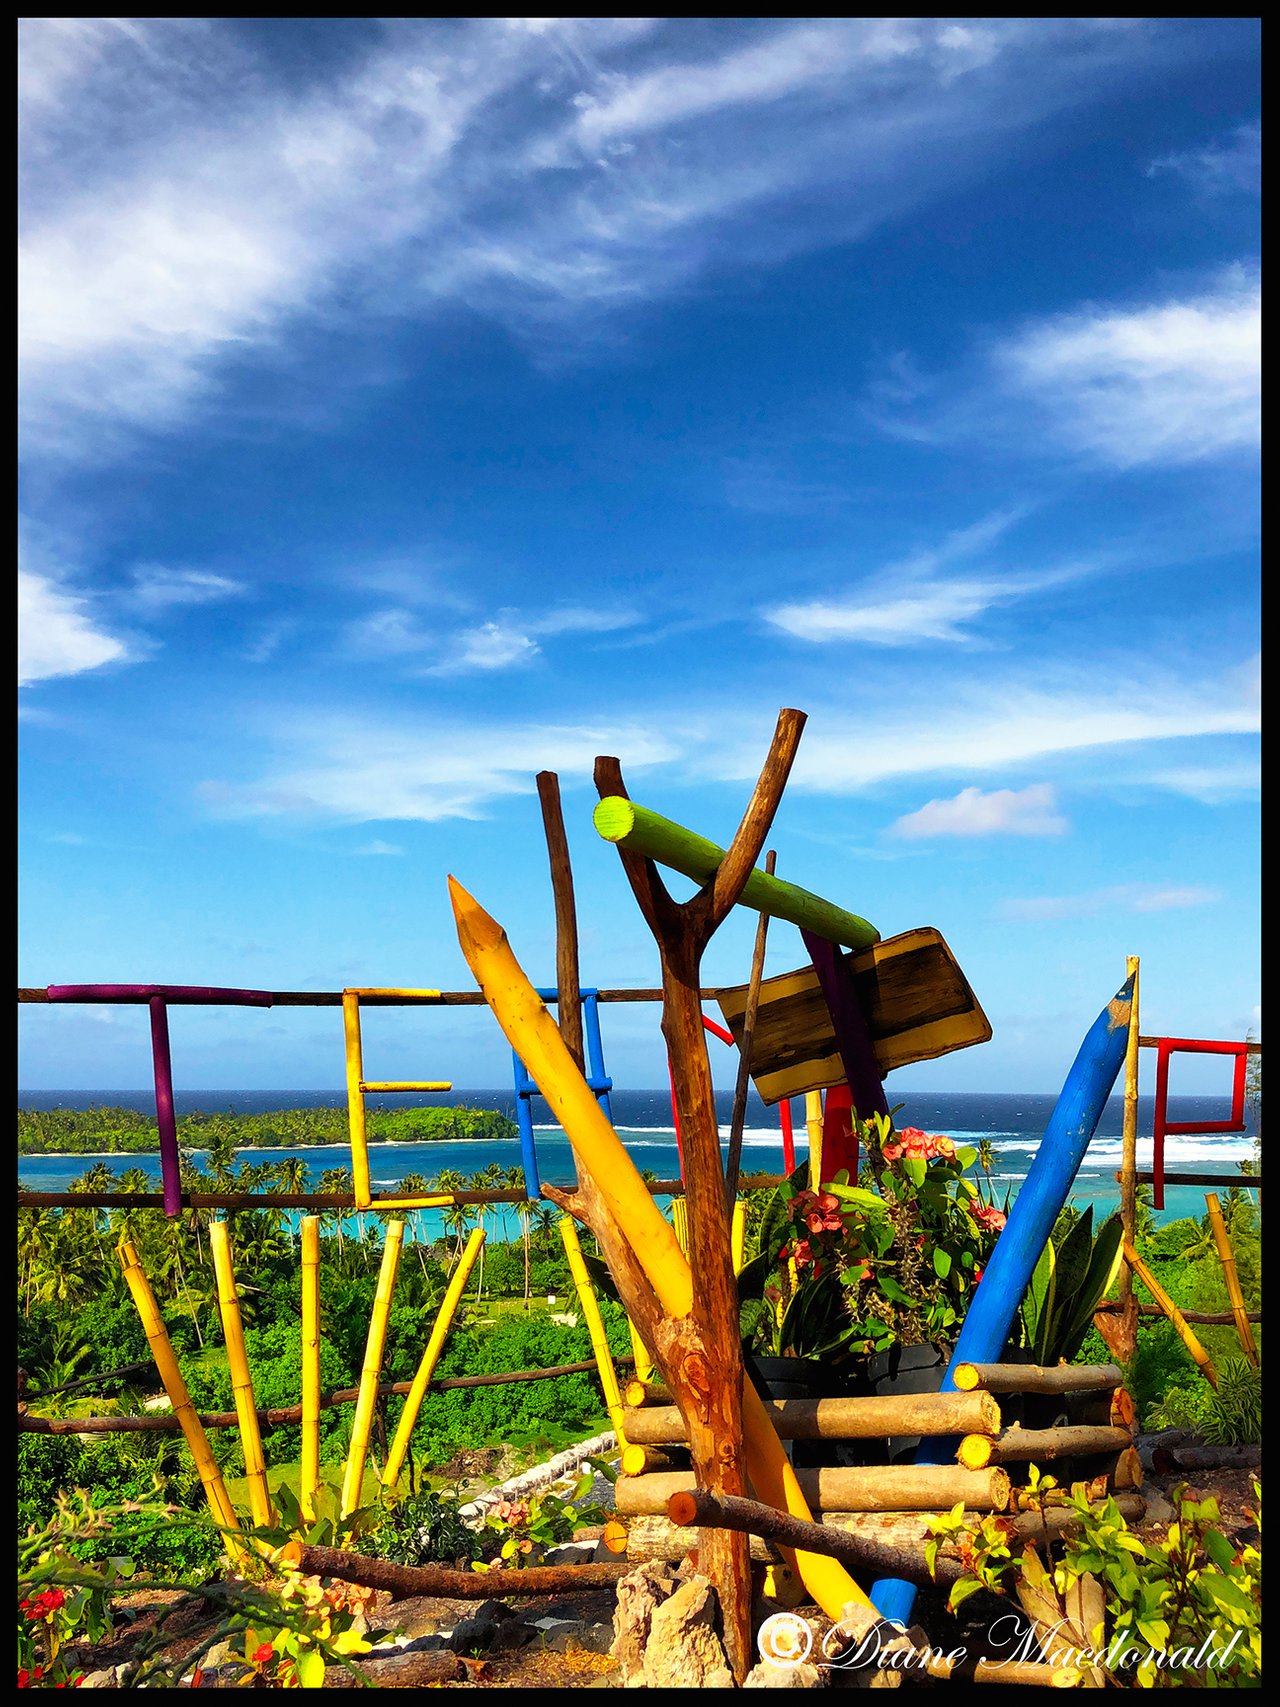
(889, 784), (1068, 840)
(355, 603), (644, 673)
(999, 271), (1260, 467)
(353, 838), (404, 856)
(1147, 121), (1260, 197)
(199, 714), (679, 822)
(998, 883), (1219, 922)
(19, 17), (1171, 462)
(129, 565), (246, 612)
(761, 512), (1100, 647)
(18, 566), (129, 687)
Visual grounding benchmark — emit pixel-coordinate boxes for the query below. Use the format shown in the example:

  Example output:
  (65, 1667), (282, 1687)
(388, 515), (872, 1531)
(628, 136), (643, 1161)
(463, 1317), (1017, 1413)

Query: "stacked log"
(609, 1362), (1145, 1577)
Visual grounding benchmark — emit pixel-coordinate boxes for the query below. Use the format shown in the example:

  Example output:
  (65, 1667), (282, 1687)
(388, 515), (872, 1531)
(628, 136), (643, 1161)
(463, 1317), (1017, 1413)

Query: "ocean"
(17, 1087), (1257, 1239)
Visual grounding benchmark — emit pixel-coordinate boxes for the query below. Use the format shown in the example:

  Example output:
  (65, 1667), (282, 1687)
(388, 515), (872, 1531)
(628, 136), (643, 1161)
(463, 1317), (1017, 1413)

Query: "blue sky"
(19, 18), (1260, 1096)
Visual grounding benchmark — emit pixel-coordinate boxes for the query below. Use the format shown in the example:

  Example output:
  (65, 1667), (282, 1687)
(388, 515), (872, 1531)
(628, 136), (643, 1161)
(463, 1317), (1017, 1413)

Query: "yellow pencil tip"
(447, 875), (505, 958)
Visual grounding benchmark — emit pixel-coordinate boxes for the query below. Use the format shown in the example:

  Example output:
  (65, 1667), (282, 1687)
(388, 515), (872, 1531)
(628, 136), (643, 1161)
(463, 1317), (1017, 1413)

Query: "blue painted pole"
(870, 972), (1134, 1625)
(511, 988), (614, 1197)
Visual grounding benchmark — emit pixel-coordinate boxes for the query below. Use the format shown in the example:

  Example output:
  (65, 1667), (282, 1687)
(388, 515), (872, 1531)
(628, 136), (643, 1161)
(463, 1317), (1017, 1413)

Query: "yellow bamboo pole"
(560, 1216), (628, 1446)
(1124, 1237), (1219, 1387)
(300, 1217), (321, 1522)
(208, 1221), (275, 1531)
(671, 1196), (689, 1254)
(730, 1199), (747, 1276)
(1117, 956), (1141, 1345)
(342, 991), (371, 1208)
(341, 1220), (405, 1516)
(448, 874), (873, 1616)
(1205, 1194), (1258, 1366)
(116, 1241), (243, 1551)
(629, 1319), (656, 1387)
(381, 1227), (486, 1489)
(805, 1091), (824, 1190)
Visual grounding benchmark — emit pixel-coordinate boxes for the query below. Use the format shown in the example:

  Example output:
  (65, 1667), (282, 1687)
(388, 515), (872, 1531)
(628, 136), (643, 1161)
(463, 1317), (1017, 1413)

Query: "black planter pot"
(848, 1341), (951, 1465)
(744, 1353), (855, 1469)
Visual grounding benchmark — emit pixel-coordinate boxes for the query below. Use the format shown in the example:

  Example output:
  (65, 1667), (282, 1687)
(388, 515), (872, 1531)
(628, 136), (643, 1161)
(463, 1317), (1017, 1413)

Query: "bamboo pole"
(628, 1320), (655, 1387)
(1115, 955), (1142, 1361)
(957, 1424), (1132, 1469)
(560, 1216), (627, 1446)
(614, 1464), (1011, 1516)
(625, 1390), (1001, 1446)
(592, 797), (879, 949)
(953, 1361), (1123, 1395)
(448, 872), (874, 1625)
(341, 1221), (404, 1516)
(342, 991), (371, 1208)
(670, 1197), (689, 1254)
(300, 1217), (321, 1523)
(208, 1221), (274, 1531)
(1205, 1193), (1258, 1366)
(1124, 1238), (1218, 1387)
(724, 850), (775, 1209)
(730, 1200), (746, 1276)
(381, 1227), (486, 1489)
(116, 1240), (243, 1551)
(805, 1091), (824, 1189)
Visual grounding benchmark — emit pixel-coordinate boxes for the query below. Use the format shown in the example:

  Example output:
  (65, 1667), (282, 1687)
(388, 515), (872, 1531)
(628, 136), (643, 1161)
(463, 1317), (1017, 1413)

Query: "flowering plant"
(740, 1110), (1007, 1365)
(474, 1465), (613, 1570)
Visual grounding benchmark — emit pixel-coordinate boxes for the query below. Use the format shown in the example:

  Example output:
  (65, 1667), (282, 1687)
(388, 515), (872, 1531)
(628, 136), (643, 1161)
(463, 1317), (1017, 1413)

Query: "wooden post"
(536, 771), (584, 1074)
(381, 1227), (486, 1488)
(724, 851), (776, 1210)
(116, 1241), (243, 1552)
(448, 820), (876, 1680)
(624, 1390), (1001, 1446)
(1205, 1193), (1258, 1365)
(953, 1362), (1124, 1395)
(957, 1424), (1132, 1469)
(1124, 1237), (1218, 1387)
(209, 1221), (275, 1530)
(341, 1221), (404, 1516)
(300, 1217), (321, 1522)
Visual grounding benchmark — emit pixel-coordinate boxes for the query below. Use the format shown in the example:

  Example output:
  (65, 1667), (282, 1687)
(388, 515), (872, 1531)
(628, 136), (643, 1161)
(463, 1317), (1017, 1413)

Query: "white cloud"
(354, 839), (405, 856)
(19, 17), (1172, 461)
(18, 568), (129, 687)
(889, 784), (1068, 840)
(426, 620), (542, 675)
(1147, 121), (1260, 197)
(1000, 272), (1260, 466)
(130, 565), (245, 612)
(763, 512), (1100, 647)
(352, 603), (643, 669)
(199, 714), (679, 822)
(999, 883), (1219, 922)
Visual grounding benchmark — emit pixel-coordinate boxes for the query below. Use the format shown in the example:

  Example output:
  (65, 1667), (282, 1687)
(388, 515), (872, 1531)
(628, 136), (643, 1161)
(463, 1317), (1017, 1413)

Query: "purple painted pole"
(46, 985), (272, 1005)
(147, 997), (183, 1217)
(800, 931), (890, 1122)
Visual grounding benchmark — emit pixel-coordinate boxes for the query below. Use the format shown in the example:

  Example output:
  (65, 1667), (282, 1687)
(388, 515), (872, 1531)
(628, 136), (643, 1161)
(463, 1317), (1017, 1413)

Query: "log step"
(623, 1389), (1000, 1446)
(953, 1361), (1124, 1395)
(613, 1463), (1011, 1516)
(957, 1424), (1133, 1469)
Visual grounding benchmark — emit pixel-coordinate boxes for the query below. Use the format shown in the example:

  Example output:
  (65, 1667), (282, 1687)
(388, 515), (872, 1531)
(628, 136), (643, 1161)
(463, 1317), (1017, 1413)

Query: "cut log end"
(958, 1434), (994, 1470)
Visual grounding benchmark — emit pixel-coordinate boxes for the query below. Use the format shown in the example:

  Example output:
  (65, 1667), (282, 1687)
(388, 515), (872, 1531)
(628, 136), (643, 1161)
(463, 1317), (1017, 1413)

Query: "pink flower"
(927, 1135), (956, 1161)
(973, 1205), (1006, 1233)
(817, 1193), (841, 1214)
(881, 1142), (902, 1162)
(791, 1239), (814, 1270)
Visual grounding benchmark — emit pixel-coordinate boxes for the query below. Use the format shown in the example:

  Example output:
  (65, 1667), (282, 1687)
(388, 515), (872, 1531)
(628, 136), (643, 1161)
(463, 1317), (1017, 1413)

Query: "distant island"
(16, 1104), (517, 1155)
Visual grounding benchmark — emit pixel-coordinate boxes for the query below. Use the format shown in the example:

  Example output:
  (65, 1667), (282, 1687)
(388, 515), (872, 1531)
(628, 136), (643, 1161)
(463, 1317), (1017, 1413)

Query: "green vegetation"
(17, 1102), (517, 1155)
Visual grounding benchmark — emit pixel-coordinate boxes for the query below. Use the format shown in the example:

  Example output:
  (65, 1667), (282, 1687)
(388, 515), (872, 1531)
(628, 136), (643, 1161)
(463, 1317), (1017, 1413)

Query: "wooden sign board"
(716, 927), (991, 1105)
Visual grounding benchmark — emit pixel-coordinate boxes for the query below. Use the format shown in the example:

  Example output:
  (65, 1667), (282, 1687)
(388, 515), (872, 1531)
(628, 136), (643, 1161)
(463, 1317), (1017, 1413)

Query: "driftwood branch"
(294, 1545), (628, 1601)
(724, 850), (775, 1209)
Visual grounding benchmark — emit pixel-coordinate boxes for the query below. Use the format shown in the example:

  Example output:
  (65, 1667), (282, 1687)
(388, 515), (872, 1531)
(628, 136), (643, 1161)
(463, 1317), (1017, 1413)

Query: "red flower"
(791, 1239), (814, 1270)
(253, 1642), (275, 1666)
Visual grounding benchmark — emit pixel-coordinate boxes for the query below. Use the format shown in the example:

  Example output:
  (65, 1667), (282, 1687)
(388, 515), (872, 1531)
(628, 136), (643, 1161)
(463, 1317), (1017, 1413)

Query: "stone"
(611, 1560), (681, 1685)
(641, 1576), (734, 1691)
(744, 1660), (823, 1688)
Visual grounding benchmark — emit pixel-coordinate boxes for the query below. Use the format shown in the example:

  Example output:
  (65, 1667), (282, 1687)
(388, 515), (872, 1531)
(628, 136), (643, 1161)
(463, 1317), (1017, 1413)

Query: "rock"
(384, 1596), (446, 1639)
(1140, 1489), (1176, 1526)
(744, 1660), (823, 1688)
(641, 1576), (734, 1691)
(611, 1560), (681, 1685)
(545, 1622), (616, 1655)
(449, 1595), (517, 1654)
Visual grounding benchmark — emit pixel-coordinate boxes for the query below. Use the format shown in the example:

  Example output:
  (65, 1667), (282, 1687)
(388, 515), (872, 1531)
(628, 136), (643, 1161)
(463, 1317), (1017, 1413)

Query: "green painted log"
(593, 798), (879, 949)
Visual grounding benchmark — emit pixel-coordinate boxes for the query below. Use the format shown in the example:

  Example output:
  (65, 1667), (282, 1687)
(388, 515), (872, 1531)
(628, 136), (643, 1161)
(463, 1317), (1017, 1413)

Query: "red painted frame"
(1152, 1037), (1250, 1210)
